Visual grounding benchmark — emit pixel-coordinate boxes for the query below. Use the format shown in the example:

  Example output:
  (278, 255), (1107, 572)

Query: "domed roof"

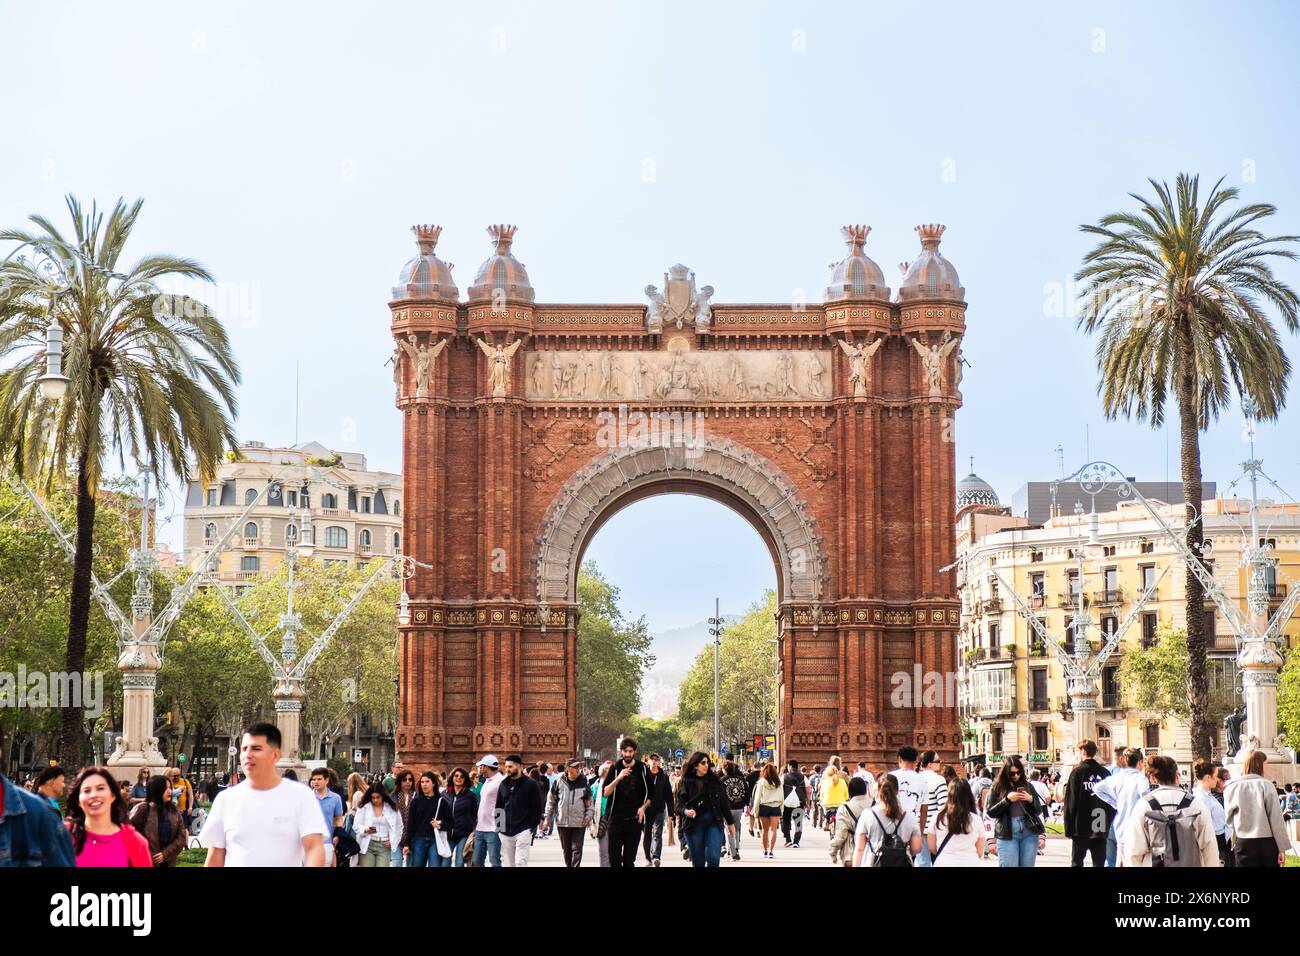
(468, 224), (534, 304)
(824, 225), (889, 302)
(391, 224), (458, 304)
(898, 223), (964, 302)
(957, 472), (1000, 509)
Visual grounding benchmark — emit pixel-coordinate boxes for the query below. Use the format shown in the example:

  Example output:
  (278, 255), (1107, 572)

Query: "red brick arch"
(392, 227), (964, 770)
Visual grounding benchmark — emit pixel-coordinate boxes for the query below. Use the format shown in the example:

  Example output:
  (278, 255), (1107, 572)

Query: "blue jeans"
(409, 834), (435, 867)
(917, 830), (933, 867)
(996, 815), (1038, 867)
(472, 830), (502, 867)
(684, 817), (725, 868)
(391, 842), (405, 867)
(1105, 825), (1118, 867)
(449, 834), (469, 867)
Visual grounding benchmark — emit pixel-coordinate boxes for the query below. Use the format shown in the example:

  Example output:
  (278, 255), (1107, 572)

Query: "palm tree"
(1075, 174), (1298, 760)
(0, 196), (240, 765)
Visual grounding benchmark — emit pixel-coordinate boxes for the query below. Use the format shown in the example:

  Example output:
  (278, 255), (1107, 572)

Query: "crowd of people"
(0, 724), (1293, 868)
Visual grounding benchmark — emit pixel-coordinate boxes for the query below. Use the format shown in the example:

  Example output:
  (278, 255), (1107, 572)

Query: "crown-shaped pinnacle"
(841, 224), (871, 252)
(916, 223), (946, 250)
(487, 223), (518, 254)
(412, 224), (442, 255)
(898, 261), (910, 275)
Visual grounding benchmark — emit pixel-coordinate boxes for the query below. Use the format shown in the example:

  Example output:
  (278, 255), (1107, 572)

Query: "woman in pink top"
(66, 766), (154, 867)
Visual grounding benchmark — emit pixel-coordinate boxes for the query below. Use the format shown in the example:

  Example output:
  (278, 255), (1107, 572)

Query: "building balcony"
(1101, 691), (1122, 709)
(359, 544), (372, 556)
(1029, 594), (1048, 610)
(1267, 583), (1287, 604)
(236, 569), (262, 581)
(981, 597), (1002, 615)
(972, 645), (1016, 663)
(1028, 697), (1051, 713)
(1058, 591), (1085, 609)
(317, 507), (340, 517)
(1093, 588), (1124, 606)
(1028, 640), (1050, 658)
(243, 536), (259, 549)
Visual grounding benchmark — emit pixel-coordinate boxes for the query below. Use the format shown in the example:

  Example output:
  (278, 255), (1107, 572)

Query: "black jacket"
(986, 784), (1049, 841)
(676, 773), (730, 832)
(645, 768), (675, 818)
(401, 792), (440, 848)
(601, 760), (651, 820)
(498, 774), (544, 837)
(440, 785), (479, 843)
(782, 771), (807, 808)
(1063, 759), (1113, 840)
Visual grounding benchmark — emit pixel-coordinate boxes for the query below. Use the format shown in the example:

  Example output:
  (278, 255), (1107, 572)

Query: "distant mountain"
(638, 615), (739, 719)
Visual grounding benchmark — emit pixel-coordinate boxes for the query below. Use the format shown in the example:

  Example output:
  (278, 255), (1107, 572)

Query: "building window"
(393, 532), (401, 553)
(1033, 725), (1049, 752)
(206, 488), (217, 507)
(393, 500), (400, 517)
(1030, 572), (1045, 603)
(361, 496), (372, 514)
(243, 521), (258, 539)
(988, 622), (999, 650)
(1141, 612), (1158, 648)
(972, 668), (1014, 717)
(240, 556), (260, 573)
(321, 493), (337, 509)
(1030, 668), (1048, 710)
(1102, 545), (1116, 558)
(1144, 723), (1160, 750)
(324, 526), (347, 549)
(1102, 666), (1120, 708)
(991, 726), (1004, 753)
(244, 488), (258, 505)
(203, 522), (216, 543)
(1029, 550), (1044, 563)
(1101, 616), (1118, 641)
(359, 529), (372, 550)
(1140, 564), (1157, 593)
(288, 490), (297, 507)
(286, 524), (298, 545)
(1067, 570), (1080, 600)
(1205, 610), (1216, 644)
(1140, 541), (1154, 554)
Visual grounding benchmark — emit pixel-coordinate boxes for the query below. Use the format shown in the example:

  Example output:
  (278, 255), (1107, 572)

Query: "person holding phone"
(353, 784), (403, 867)
(985, 756), (1047, 867)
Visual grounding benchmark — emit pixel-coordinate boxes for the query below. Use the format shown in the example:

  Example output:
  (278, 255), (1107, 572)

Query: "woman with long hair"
(927, 777), (984, 866)
(1225, 749), (1291, 867)
(749, 761), (785, 858)
(346, 772), (369, 812)
(353, 784), (403, 867)
(829, 775), (871, 867)
(677, 751), (730, 868)
(67, 767), (153, 867)
(128, 773), (188, 867)
(986, 756), (1046, 867)
(401, 771), (444, 867)
(390, 769), (416, 866)
(441, 767), (478, 867)
(852, 773), (921, 867)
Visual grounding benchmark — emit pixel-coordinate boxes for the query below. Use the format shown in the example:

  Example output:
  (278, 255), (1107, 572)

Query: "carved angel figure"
(694, 285), (715, 329)
(911, 332), (960, 397)
(475, 336), (524, 397)
(398, 334), (448, 398)
(837, 335), (884, 397)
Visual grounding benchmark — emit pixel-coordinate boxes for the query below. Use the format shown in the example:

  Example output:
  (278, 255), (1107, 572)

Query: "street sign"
(178, 753), (187, 764)
(353, 749), (364, 763)
(227, 746), (237, 756)
(720, 741), (729, 754)
(674, 748), (685, 759)
(760, 749), (771, 759)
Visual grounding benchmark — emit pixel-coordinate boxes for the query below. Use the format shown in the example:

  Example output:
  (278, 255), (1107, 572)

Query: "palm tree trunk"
(1177, 329), (1212, 761)
(60, 454), (96, 767)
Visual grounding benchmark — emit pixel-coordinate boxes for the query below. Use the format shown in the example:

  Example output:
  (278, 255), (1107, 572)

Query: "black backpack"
(723, 774), (747, 808)
(871, 809), (913, 868)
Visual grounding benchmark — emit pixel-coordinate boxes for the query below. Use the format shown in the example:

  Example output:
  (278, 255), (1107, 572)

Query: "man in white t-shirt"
(887, 746), (925, 821)
(472, 755), (504, 867)
(202, 723), (325, 867)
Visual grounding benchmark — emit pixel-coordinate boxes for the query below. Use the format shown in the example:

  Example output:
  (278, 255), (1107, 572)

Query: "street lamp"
(708, 597), (723, 756)
(2, 237), (74, 403)
(37, 320), (70, 402)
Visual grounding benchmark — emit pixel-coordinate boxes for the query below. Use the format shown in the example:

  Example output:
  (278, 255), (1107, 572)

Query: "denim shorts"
(759, 805), (782, 818)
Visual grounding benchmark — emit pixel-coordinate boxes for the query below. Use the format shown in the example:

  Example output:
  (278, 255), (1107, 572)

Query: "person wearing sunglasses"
(985, 756), (1047, 867)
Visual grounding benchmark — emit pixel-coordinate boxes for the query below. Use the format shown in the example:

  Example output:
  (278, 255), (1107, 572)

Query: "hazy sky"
(5, 2), (1299, 634)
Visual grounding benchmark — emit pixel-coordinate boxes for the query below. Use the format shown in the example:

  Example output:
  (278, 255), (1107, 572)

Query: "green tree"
(677, 591), (778, 752)
(1075, 175), (1299, 759)
(0, 196), (241, 764)
(624, 715), (687, 761)
(1276, 647), (1300, 747)
(576, 562), (654, 754)
(1118, 623), (1236, 730)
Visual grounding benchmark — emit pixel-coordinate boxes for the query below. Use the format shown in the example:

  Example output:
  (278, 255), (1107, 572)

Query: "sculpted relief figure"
(474, 336), (524, 397)
(398, 333), (448, 399)
(837, 335), (884, 398)
(911, 332), (960, 398)
(694, 285), (715, 330)
(805, 352), (826, 398)
(645, 285), (667, 333)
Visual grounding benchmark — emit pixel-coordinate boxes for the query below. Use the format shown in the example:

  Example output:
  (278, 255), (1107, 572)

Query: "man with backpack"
(1123, 755), (1218, 867)
(780, 759), (807, 848)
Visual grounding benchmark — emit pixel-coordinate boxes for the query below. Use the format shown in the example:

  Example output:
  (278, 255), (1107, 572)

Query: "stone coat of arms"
(646, 264), (713, 333)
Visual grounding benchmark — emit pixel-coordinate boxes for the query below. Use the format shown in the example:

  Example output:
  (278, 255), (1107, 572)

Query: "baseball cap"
(477, 754), (499, 769)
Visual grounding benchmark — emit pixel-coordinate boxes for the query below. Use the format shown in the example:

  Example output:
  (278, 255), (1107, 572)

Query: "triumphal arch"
(390, 222), (966, 768)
